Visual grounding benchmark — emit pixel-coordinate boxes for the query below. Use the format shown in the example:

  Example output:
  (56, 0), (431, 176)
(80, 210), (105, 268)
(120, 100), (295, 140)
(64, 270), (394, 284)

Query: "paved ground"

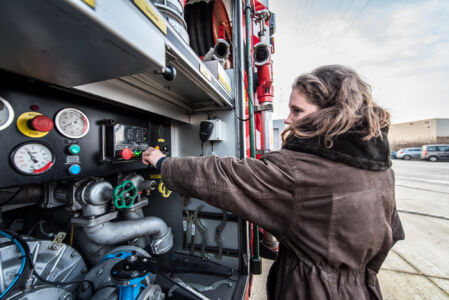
(250, 159), (449, 299)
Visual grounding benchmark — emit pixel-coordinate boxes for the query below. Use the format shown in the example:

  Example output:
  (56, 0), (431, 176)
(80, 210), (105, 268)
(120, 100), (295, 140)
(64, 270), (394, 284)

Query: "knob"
(162, 66), (177, 81)
(28, 115), (54, 132)
(68, 144), (81, 155)
(119, 148), (133, 160)
(68, 164), (81, 175)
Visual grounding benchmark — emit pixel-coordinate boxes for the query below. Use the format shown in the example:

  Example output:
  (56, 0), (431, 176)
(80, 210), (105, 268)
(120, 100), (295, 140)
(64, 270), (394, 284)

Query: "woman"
(142, 65), (404, 299)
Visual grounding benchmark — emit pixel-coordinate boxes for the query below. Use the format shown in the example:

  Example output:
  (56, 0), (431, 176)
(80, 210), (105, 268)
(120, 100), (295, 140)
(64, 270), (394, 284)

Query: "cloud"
(271, 0), (449, 123)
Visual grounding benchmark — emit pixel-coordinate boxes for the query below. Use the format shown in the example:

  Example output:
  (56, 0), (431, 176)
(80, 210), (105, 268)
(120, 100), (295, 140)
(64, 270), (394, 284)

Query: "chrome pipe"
(83, 217), (173, 255)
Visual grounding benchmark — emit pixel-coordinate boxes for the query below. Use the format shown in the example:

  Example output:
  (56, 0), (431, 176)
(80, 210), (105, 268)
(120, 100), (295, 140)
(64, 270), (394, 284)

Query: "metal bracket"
(254, 9), (272, 23)
(70, 211), (118, 227)
(254, 103), (273, 112)
(255, 149), (270, 155)
(150, 228), (173, 255)
(48, 232), (66, 250)
(254, 9), (272, 39)
(125, 199), (149, 211)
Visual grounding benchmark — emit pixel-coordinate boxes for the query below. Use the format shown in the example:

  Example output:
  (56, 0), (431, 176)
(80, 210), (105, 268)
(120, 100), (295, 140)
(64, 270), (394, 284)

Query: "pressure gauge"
(0, 97), (14, 131)
(11, 142), (55, 175)
(55, 108), (90, 139)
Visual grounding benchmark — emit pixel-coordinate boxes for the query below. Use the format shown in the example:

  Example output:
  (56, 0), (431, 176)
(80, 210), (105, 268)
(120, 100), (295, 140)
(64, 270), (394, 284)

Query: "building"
(273, 119), (286, 150)
(389, 118), (449, 150)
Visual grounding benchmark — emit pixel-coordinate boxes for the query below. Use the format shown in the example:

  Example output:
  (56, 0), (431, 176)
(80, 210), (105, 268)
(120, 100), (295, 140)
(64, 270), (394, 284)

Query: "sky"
(269, 0), (449, 124)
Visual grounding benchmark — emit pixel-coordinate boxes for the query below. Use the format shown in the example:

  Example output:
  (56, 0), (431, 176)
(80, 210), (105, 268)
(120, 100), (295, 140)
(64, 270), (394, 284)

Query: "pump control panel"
(0, 73), (171, 188)
(101, 121), (150, 162)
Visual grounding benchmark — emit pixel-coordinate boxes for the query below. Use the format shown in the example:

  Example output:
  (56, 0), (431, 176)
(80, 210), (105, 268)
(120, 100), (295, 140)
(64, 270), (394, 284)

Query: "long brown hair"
(281, 65), (390, 147)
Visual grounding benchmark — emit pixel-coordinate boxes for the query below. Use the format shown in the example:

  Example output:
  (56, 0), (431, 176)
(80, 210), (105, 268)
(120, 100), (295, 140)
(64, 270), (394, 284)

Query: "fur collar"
(282, 128), (392, 171)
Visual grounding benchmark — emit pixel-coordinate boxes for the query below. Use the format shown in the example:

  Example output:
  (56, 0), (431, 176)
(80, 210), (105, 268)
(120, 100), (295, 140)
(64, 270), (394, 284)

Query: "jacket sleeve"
(161, 151), (295, 237)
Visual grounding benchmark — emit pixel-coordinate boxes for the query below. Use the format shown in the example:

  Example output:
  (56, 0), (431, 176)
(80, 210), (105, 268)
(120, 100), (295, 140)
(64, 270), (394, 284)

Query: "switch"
(68, 144), (81, 155)
(68, 164), (81, 175)
(28, 115), (54, 132)
(119, 148), (133, 160)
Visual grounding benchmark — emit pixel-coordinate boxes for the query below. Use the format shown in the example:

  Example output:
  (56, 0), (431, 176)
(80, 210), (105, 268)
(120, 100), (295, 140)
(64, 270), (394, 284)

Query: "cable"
(0, 230), (95, 296)
(285, 0), (307, 57)
(349, 0), (372, 27)
(233, 62), (255, 122)
(39, 221), (55, 239)
(288, 0), (316, 57)
(322, 0), (357, 50)
(339, 0), (355, 22)
(0, 230), (29, 299)
(313, 0), (344, 48)
(330, 0), (372, 46)
(0, 187), (23, 206)
(69, 224), (74, 247)
(93, 284), (117, 293)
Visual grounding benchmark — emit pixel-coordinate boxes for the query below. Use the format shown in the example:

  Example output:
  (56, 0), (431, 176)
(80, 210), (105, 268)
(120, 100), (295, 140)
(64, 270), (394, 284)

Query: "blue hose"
(0, 230), (28, 299)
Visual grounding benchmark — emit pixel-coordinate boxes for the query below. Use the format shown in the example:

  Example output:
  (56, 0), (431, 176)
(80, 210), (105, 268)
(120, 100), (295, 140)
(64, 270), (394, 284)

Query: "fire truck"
(0, 0), (276, 299)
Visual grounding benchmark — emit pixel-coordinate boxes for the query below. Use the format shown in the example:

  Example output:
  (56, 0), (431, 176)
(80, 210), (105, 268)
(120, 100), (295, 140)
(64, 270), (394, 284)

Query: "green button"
(134, 150), (141, 157)
(68, 144), (81, 155)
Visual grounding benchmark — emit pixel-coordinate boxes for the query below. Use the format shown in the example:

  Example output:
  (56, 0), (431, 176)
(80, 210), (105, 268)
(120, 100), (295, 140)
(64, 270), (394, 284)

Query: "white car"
(395, 147), (422, 160)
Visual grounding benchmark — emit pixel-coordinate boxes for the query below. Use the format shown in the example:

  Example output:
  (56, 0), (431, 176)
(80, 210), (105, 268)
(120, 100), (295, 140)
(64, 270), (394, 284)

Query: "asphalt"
(250, 159), (449, 299)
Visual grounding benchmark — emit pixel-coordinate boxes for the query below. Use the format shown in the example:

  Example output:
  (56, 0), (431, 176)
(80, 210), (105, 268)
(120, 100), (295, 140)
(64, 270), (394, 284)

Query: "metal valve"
(113, 180), (138, 209)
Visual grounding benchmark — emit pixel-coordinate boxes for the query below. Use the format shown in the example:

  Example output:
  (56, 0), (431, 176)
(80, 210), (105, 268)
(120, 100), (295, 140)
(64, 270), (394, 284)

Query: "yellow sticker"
(218, 74), (231, 93)
(82, 0), (95, 8)
(158, 138), (165, 143)
(199, 64), (212, 81)
(16, 112), (50, 138)
(150, 174), (162, 179)
(133, 0), (167, 35)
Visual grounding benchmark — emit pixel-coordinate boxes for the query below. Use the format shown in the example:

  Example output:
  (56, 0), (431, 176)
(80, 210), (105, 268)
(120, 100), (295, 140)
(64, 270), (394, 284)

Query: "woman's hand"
(142, 147), (165, 168)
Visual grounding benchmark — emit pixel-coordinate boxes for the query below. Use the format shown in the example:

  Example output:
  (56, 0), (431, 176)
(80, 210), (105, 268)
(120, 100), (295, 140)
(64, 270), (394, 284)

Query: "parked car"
(421, 144), (449, 161)
(395, 147), (422, 160)
(390, 150), (397, 159)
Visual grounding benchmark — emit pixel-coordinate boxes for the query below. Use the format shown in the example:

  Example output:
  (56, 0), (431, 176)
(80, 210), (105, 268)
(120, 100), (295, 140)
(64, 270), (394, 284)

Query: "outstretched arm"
(143, 147), (295, 237)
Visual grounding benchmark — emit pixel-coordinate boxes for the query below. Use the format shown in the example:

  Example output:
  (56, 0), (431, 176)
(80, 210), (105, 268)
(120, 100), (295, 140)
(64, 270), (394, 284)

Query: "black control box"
(101, 120), (150, 163)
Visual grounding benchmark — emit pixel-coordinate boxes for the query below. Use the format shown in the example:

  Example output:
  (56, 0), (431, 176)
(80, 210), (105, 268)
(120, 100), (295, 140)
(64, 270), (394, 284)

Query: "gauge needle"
(63, 122), (75, 129)
(26, 151), (38, 163)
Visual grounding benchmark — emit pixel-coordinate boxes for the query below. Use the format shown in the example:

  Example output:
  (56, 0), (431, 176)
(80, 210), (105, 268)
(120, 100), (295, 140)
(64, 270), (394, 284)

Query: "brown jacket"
(162, 147), (404, 299)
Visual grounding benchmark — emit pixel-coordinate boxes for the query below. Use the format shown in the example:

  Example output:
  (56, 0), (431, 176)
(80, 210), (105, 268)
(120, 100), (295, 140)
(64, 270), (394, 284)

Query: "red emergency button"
(119, 148), (133, 160)
(29, 115), (54, 132)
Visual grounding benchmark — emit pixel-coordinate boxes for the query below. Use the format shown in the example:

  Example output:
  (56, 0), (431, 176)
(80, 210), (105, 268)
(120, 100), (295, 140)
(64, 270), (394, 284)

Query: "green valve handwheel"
(113, 180), (138, 209)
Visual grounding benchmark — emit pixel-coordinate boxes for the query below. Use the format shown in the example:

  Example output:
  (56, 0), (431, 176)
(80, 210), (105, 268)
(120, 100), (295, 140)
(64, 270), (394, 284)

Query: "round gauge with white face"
(0, 97), (14, 131)
(55, 108), (90, 139)
(11, 142), (55, 175)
